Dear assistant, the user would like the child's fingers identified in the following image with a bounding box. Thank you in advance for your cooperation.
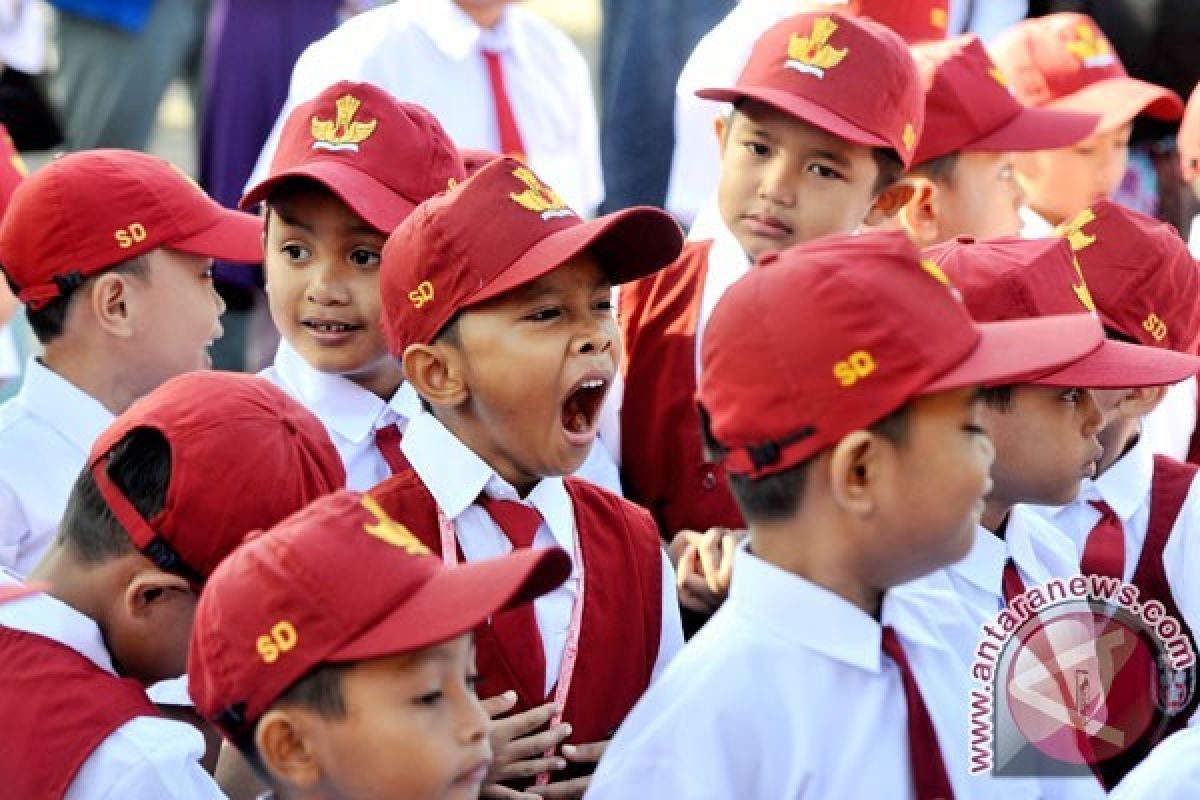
[716,531,738,588]
[562,740,608,763]
[480,690,519,718]
[677,572,721,613]
[491,701,560,742]
[529,775,591,799]
[491,754,568,782]
[480,783,541,800]
[505,723,572,761]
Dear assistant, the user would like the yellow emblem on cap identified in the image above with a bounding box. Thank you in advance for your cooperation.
[311,94,378,153]
[931,8,948,29]
[509,166,574,221]
[786,17,848,79]
[919,258,951,287]
[1144,313,1168,342]
[1066,23,1115,69]
[902,123,917,153]
[988,66,1010,88]
[361,495,431,557]
[1054,209,1098,312]
[834,350,876,387]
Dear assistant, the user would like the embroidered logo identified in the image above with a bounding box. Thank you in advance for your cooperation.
[1066,23,1115,69]
[509,167,575,220]
[408,280,435,309]
[785,17,849,79]
[902,123,917,154]
[257,621,299,664]
[361,495,430,556]
[931,8,948,30]
[311,94,378,152]
[114,222,148,249]
[920,258,952,287]
[1054,209,1098,312]
[1143,313,1168,342]
[834,350,876,387]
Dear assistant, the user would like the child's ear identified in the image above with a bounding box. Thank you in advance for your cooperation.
[256,710,322,789]
[124,569,192,619]
[90,273,136,338]
[403,342,468,408]
[863,179,916,227]
[1118,385,1169,419]
[713,113,729,154]
[827,430,886,516]
[896,177,941,247]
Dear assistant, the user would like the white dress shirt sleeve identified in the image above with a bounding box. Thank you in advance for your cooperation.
[1140,377,1197,463]
[652,550,685,682]
[1109,728,1200,799]
[66,716,225,800]
[0,479,29,571]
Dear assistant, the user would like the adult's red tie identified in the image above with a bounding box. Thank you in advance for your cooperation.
[881,626,956,800]
[374,423,406,475]
[482,49,527,161]
[478,495,546,696]
[1081,500,1125,579]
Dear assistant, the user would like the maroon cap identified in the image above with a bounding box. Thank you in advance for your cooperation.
[241,82,465,233]
[855,0,949,44]
[911,34,1099,165]
[0,150,263,311]
[380,157,682,354]
[86,372,345,585]
[698,231,1104,479]
[988,13,1183,133]
[927,236,1200,389]
[1054,201,1200,355]
[696,11,925,166]
[189,488,570,739]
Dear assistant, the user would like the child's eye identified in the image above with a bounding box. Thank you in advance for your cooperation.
[465,673,481,695]
[526,307,562,322]
[593,297,613,313]
[200,267,215,281]
[282,243,310,261]
[743,141,770,157]
[349,248,381,268]
[1061,388,1084,403]
[414,689,443,707]
[806,163,842,180]
[963,424,987,436]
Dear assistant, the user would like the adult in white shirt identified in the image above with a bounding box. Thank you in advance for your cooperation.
[251,0,604,214]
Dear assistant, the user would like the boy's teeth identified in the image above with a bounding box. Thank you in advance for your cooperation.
[580,379,604,390]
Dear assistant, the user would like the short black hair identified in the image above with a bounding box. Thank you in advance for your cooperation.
[870,148,906,195]
[261,176,343,242]
[58,427,171,564]
[13,255,150,345]
[699,403,911,523]
[979,386,1014,412]
[908,151,959,186]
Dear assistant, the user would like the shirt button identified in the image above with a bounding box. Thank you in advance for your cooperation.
[701,471,717,490]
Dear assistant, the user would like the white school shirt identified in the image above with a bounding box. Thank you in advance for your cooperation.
[587,544,1032,799]
[0,571,223,800]
[693,222,750,379]
[0,359,114,575]
[251,0,603,214]
[1109,726,1200,799]
[1139,377,1197,463]
[400,410,683,696]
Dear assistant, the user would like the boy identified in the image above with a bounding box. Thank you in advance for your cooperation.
[0,149,262,574]
[987,13,1184,237]
[1033,201,1200,785]
[245,80,466,491]
[899,33,1100,246]
[374,156,686,795]
[189,488,572,800]
[620,11,922,610]
[0,371,345,798]
[587,230,1105,798]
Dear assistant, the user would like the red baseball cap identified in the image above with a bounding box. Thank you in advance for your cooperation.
[911,34,1099,166]
[380,157,682,354]
[86,372,345,585]
[696,11,925,167]
[1054,201,1200,355]
[0,124,26,213]
[0,150,263,311]
[241,82,464,233]
[927,236,1200,389]
[697,230,1104,479]
[189,488,570,739]
[855,0,949,44]
[988,13,1183,133]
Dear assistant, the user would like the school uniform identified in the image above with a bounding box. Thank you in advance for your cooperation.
[1143,377,1197,463]
[252,0,603,214]
[588,543,1033,799]
[261,340,624,493]
[0,570,223,799]
[1109,726,1200,799]
[619,226,748,539]
[0,359,113,574]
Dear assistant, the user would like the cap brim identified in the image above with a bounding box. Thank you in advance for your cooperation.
[1029,339,1200,389]
[330,546,572,663]
[926,314,1103,393]
[170,208,265,264]
[696,85,894,153]
[968,106,1100,154]
[464,206,683,310]
[1046,78,1184,131]
[241,162,417,233]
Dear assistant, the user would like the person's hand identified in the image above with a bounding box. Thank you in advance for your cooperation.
[528,740,609,799]
[1179,84,1200,182]
[480,692,571,800]
[672,527,745,614]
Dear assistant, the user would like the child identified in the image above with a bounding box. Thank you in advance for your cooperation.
[189,488,572,800]
[987,13,1184,236]
[619,11,922,613]
[587,230,1105,798]
[372,156,685,795]
[0,371,344,798]
[0,149,262,575]
[899,33,1100,245]
[1032,201,1200,785]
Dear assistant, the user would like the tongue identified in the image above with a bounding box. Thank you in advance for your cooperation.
[562,393,589,434]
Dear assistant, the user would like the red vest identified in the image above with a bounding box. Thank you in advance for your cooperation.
[618,239,744,541]
[0,626,158,799]
[369,471,663,778]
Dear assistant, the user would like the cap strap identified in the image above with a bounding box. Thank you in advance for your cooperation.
[726,425,817,476]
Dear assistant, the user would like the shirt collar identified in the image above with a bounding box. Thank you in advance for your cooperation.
[1006,505,1060,585]
[1090,435,1153,523]
[950,525,1007,599]
[17,358,114,455]
[0,569,115,674]
[412,0,525,63]
[400,411,573,551]
[272,341,419,444]
[708,218,750,273]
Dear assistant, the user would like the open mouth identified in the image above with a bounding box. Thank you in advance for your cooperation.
[561,376,608,438]
[303,319,363,334]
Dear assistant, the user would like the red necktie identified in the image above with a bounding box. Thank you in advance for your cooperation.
[881,626,956,800]
[482,49,527,161]
[374,423,406,475]
[1081,500,1125,579]
[1002,558,1027,606]
[478,495,546,695]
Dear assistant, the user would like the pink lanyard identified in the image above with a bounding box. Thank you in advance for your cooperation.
[438,506,586,785]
